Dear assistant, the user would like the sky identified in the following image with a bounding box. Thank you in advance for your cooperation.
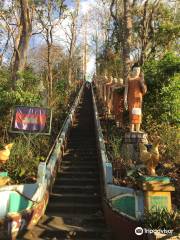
[67,0,96,78]
[1,0,97,76]
[79,0,96,78]
[29,0,96,79]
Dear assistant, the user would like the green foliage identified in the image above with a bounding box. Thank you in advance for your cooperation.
[110,135,122,159]
[0,68,11,90]
[0,67,75,182]
[56,79,68,97]
[156,22,180,49]
[160,74,180,124]
[142,207,180,231]
[143,52,180,125]
[106,125,122,160]
[97,50,123,77]
[0,90,40,110]
[0,68,41,112]
[2,135,49,182]
[20,67,41,92]
[143,118,180,163]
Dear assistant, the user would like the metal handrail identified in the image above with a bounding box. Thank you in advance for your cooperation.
[45,83,84,164]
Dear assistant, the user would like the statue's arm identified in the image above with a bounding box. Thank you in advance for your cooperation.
[124,82,128,110]
[139,72,147,95]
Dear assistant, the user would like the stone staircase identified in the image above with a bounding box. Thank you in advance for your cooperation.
[22,86,111,240]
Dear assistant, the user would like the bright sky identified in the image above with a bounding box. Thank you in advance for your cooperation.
[80,0,96,78]
[56,0,96,78]
[30,0,96,78]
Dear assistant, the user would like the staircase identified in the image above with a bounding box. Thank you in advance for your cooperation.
[22,86,111,240]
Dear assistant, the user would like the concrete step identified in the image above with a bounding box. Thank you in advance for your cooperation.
[52,185,100,194]
[47,202,101,214]
[55,177,98,185]
[50,193,100,203]
[67,142,96,147]
[60,165,98,172]
[29,226,110,240]
[63,155,98,161]
[61,161,98,167]
[20,88,111,240]
[58,171,99,178]
[64,153,98,158]
[67,147,97,152]
[62,158,98,164]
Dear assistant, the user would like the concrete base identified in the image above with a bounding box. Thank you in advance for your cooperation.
[124,132,148,144]
[121,143,139,162]
[121,132,148,162]
[139,176,175,212]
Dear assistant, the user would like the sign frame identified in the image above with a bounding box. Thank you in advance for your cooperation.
[9,105,52,136]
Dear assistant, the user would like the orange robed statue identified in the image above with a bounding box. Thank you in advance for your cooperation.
[127,65,147,132]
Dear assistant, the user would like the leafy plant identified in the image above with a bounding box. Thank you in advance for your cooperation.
[143,52,180,125]
[2,135,49,182]
[143,119,180,163]
[142,207,180,231]
[110,135,122,160]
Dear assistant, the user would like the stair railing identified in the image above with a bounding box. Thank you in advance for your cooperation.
[37,83,85,190]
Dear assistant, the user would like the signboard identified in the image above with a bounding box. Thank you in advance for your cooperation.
[10,106,52,135]
[149,196,168,210]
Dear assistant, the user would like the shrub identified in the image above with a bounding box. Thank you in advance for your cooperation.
[143,118,180,163]
[143,52,180,125]
[142,207,180,231]
[2,135,50,182]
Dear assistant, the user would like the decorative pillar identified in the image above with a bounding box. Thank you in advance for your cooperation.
[0,172,10,186]
[139,176,175,212]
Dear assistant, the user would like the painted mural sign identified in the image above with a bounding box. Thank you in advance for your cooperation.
[149,196,168,209]
[10,106,52,135]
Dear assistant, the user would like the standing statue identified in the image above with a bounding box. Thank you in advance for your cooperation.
[139,136,160,176]
[103,74,109,103]
[127,65,147,132]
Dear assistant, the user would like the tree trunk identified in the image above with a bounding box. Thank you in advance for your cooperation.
[83,14,88,81]
[68,0,80,86]
[11,30,22,72]
[95,31,99,75]
[123,0,132,109]
[140,0,148,65]
[68,41,73,86]
[47,42,53,102]
[12,0,32,89]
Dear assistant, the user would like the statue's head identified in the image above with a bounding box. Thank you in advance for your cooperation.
[104,74,108,82]
[117,78,123,85]
[113,78,118,84]
[110,76,113,81]
[131,63,141,77]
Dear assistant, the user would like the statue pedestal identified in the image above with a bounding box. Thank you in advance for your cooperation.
[139,176,175,212]
[121,132,148,161]
[124,132,148,144]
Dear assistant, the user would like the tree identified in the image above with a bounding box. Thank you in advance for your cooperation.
[0,1,22,69]
[143,52,180,124]
[66,0,80,86]
[122,0,132,109]
[110,0,132,108]
[35,0,67,103]
[132,0,180,65]
[89,0,115,76]
[11,0,34,88]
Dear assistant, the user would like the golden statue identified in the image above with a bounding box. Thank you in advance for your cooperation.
[139,137,160,176]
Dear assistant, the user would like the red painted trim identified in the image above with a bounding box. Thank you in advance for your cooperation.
[103,200,149,240]
[0,191,49,239]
